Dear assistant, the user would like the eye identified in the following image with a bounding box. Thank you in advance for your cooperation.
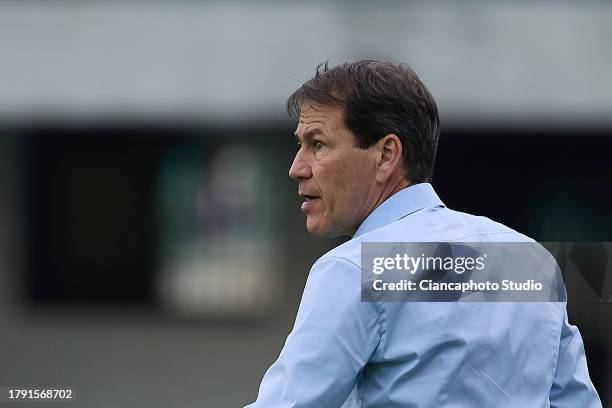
[313,141,325,151]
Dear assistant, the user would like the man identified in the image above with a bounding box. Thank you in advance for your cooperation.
[246,60,601,407]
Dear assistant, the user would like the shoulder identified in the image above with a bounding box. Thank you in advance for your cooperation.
[443,208,535,242]
[316,206,535,270]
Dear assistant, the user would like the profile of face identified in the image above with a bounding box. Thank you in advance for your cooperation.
[289,103,383,237]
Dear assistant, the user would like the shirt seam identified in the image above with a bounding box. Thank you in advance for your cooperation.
[316,255,387,379]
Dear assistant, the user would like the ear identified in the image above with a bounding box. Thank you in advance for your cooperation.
[375,134,404,183]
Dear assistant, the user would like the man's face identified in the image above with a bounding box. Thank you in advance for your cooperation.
[289,103,379,237]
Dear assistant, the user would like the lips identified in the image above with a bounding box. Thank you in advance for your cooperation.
[299,193,320,213]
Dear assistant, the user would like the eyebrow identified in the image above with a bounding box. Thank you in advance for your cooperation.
[294,128,324,143]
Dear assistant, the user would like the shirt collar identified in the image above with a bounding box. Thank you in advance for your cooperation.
[353,182,445,238]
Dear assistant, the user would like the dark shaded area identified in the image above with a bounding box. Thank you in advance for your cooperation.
[25,129,179,304]
[23,125,297,305]
[568,242,609,299]
[434,128,612,242]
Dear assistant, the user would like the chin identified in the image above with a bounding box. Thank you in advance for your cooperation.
[306,219,348,238]
[306,218,331,237]
[306,223,328,237]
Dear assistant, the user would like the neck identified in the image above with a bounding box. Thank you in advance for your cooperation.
[372,177,412,210]
[347,177,413,237]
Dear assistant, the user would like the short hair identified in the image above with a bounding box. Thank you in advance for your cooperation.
[287,60,440,182]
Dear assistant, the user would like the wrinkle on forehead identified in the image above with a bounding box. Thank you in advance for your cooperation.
[295,105,329,137]
[295,118,324,136]
[297,103,343,129]
[299,104,327,121]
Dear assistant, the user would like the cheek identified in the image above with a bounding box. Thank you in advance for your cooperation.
[317,151,375,210]
[334,158,374,206]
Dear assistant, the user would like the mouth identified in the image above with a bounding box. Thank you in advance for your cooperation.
[299,193,320,212]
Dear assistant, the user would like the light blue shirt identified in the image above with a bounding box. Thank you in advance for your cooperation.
[246,183,601,407]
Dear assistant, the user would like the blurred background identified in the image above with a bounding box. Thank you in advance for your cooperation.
[0,1,611,407]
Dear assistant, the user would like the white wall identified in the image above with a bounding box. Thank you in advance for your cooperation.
[0,2,610,126]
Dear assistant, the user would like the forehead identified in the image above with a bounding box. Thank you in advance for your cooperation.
[295,103,345,135]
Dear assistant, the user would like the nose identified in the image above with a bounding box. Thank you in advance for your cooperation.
[289,148,312,181]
